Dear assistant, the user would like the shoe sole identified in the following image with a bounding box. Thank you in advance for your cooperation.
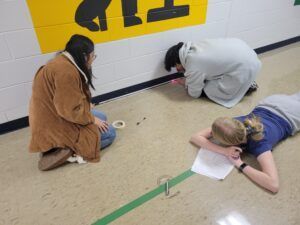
[38,148,73,171]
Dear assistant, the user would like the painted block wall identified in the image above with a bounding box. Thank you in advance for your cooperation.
[0,0,299,124]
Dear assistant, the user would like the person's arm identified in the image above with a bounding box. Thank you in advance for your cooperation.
[53,71,94,125]
[185,71,205,98]
[228,151,279,193]
[190,128,242,158]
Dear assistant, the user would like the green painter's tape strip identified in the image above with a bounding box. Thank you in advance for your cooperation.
[92,169,195,225]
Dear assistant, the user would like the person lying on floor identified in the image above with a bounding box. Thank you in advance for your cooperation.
[29,34,116,171]
[190,92,300,193]
[165,38,261,108]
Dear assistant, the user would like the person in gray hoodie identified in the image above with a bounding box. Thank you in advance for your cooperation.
[165,38,261,108]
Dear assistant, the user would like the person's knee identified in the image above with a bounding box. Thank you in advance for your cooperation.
[100,126,116,150]
[109,125,116,141]
[102,114,108,121]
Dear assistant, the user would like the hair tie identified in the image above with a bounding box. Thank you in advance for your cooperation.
[246,125,260,136]
[246,126,254,136]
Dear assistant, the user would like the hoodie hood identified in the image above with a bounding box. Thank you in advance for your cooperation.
[179,41,192,68]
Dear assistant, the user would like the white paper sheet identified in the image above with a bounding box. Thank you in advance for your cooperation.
[191,148,234,180]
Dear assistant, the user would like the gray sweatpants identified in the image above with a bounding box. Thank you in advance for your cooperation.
[256,92,300,135]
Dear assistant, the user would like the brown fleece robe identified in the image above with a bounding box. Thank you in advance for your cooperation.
[29,54,100,162]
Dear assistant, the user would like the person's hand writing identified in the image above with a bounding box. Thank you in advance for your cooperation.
[225,146,242,159]
[227,155,244,167]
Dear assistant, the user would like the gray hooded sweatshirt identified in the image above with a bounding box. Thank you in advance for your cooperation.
[179,38,261,108]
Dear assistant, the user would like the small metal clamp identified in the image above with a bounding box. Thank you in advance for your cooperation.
[157,175,180,199]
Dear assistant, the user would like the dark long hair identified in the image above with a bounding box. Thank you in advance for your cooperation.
[164,42,184,71]
[65,34,95,89]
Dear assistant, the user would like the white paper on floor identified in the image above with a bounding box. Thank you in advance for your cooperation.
[191,148,234,180]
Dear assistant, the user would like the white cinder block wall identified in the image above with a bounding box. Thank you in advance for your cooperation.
[0,0,299,124]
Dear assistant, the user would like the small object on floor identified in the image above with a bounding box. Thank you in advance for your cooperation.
[165,181,169,196]
[157,175,172,197]
[157,175,180,199]
[67,155,87,164]
[136,117,146,126]
[112,120,126,129]
[38,148,73,171]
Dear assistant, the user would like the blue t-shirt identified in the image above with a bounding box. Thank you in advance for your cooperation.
[235,107,292,157]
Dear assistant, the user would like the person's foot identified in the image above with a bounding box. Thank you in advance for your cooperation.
[246,81,258,95]
[38,148,73,171]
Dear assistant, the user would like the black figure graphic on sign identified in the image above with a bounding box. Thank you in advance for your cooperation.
[75,0,112,31]
[75,0,142,32]
[147,0,189,23]
[121,0,142,27]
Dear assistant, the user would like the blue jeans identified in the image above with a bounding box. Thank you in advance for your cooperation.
[91,109,116,149]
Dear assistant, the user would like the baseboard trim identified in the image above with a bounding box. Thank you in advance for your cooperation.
[0,117,30,134]
[92,73,183,104]
[254,36,300,54]
[1,36,299,134]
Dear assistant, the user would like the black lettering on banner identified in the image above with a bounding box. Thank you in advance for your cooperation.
[75,0,112,31]
[75,0,190,32]
[147,0,189,23]
[121,0,142,27]
[75,0,142,31]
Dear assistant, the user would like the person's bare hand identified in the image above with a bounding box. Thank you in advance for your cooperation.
[225,146,242,159]
[94,117,109,133]
[227,155,243,167]
[171,78,186,86]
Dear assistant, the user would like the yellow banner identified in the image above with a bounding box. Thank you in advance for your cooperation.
[26,0,207,53]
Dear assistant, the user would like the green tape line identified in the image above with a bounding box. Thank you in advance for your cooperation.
[92,169,195,225]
